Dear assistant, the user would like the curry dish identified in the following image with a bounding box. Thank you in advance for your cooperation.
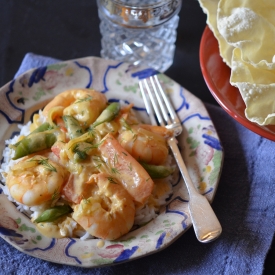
[1,88,175,240]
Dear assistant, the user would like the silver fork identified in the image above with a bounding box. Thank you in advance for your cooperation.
[139,75,222,243]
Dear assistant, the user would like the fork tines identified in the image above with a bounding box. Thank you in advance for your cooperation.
[139,74,181,134]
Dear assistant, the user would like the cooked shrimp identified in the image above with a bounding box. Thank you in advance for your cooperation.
[43,89,108,126]
[118,125,170,165]
[6,155,68,206]
[99,133,154,205]
[72,172,135,240]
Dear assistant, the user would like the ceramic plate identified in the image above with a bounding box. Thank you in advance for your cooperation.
[0,56,223,267]
[199,26,275,141]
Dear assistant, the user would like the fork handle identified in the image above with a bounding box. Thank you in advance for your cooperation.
[168,137,222,243]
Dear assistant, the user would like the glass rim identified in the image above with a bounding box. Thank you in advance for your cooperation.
[97,0,182,28]
[107,0,180,9]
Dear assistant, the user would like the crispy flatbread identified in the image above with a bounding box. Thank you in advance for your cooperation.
[199,0,275,125]
[198,0,234,67]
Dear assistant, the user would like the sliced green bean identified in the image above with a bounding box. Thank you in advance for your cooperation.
[34,205,72,223]
[90,102,120,129]
[63,115,83,140]
[140,162,175,179]
[30,122,53,134]
[12,132,57,160]
[12,122,53,148]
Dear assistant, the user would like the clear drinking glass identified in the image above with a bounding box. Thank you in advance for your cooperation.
[97,0,182,72]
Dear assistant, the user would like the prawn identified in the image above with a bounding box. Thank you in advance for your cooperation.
[72,172,135,240]
[42,89,108,126]
[99,133,154,205]
[6,154,68,206]
[118,125,171,165]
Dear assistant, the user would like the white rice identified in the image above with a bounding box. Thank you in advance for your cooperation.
[60,220,77,237]
[134,204,158,225]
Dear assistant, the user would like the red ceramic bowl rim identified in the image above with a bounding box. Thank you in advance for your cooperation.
[199,25,275,141]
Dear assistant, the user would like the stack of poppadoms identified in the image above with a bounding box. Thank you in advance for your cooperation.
[198,0,275,126]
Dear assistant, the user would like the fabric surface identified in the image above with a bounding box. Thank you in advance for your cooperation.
[1,53,275,275]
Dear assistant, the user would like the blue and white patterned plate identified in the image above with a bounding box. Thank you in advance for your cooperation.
[0,56,223,267]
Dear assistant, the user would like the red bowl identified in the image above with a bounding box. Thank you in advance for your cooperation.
[199,25,275,141]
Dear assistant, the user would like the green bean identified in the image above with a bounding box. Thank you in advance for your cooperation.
[30,122,53,134]
[63,115,83,140]
[12,122,53,148]
[90,102,120,129]
[140,162,175,179]
[34,205,72,223]
[12,132,57,160]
